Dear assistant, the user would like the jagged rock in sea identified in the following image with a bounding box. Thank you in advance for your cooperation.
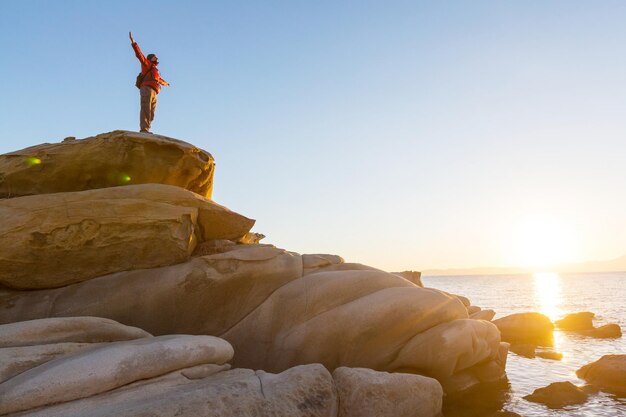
[492,312,554,344]
[0,183,254,289]
[523,381,588,408]
[0,131,507,415]
[0,131,215,198]
[577,354,626,395]
[0,317,444,417]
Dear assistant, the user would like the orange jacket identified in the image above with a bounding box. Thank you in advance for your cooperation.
[132,42,167,93]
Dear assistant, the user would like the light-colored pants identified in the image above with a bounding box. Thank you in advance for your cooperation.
[140,86,157,132]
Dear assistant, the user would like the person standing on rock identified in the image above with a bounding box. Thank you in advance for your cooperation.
[129,32,170,133]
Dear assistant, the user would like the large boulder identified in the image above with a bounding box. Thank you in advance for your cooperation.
[0,248,504,393]
[0,335,234,415]
[492,312,554,344]
[333,367,442,417]
[0,245,302,336]
[555,312,594,330]
[222,269,472,373]
[576,355,626,395]
[0,130,215,198]
[0,184,254,290]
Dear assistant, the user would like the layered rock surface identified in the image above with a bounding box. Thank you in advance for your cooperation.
[0,130,215,198]
[0,183,254,289]
[0,318,444,417]
[0,131,507,415]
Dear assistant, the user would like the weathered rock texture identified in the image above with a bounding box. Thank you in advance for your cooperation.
[333,367,442,417]
[576,354,626,395]
[0,335,234,415]
[0,184,254,289]
[0,318,445,417]
[0,244,505,394]
[0,316,151,347]
[523,381,588,408]
[492,312,554,344]
[0,130,215,198]
[13,365,338,417]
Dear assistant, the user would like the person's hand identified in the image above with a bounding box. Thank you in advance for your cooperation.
[129,32,135,44]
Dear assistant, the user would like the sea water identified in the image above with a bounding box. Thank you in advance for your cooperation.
[422,271,626,417]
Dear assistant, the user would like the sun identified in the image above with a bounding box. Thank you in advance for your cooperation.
[507,215,579,268]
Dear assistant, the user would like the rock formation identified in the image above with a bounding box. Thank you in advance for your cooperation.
[555,312,622,339]
[523,381,588,408]
[0,131,508,415]
[0,317,445,417]
[492,312,554,344]
[0,130,215,198]
[576,355,626,395]
[0,183,254,289]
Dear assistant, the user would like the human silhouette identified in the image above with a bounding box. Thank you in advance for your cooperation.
[129,32,170,133]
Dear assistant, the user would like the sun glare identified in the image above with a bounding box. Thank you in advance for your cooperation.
[533,272,564,322]
[507,215,578,268]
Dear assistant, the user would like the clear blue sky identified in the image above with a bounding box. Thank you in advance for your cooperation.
[1,1,625,270]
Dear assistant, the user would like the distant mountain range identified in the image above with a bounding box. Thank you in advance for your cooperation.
[422,254,626,276]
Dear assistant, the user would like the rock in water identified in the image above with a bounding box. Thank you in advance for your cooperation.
[0,184,254,289]
[523,381,588,408]
[555,312,595,330]
[0,130,215,198]
[577,355,626,395]
[577,323,622,339]
[333,367,443,417]
[492,312,554,344]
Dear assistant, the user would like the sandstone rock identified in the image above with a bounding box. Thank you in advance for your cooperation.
[536,351,563,361]
[470,309,496,321]
[0,317,151,347]
[577,323,622,338]
[0,342,100,384]
[523,381,588,408]
[16,364,336,417]
[555,312,594,330]
[222,269,473,374]
[192,239,237,256]
[0,184,254,290]
[0,335,234,415]
[492,312,554,344]
[333,367,442,417]
[576,354,626,395]
[509,343,535,358]
[0,245,303,337]
[467,305,481,315]
[389,319,502,380]
[0,130,215,198]
[303,262,382,275]
[302,253,345,273]
[238,232,266,244]
[392,271,423,287]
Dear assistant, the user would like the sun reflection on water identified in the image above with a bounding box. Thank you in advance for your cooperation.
[533,272,564,322]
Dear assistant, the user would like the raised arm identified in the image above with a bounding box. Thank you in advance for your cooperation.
[129,31,148,66]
